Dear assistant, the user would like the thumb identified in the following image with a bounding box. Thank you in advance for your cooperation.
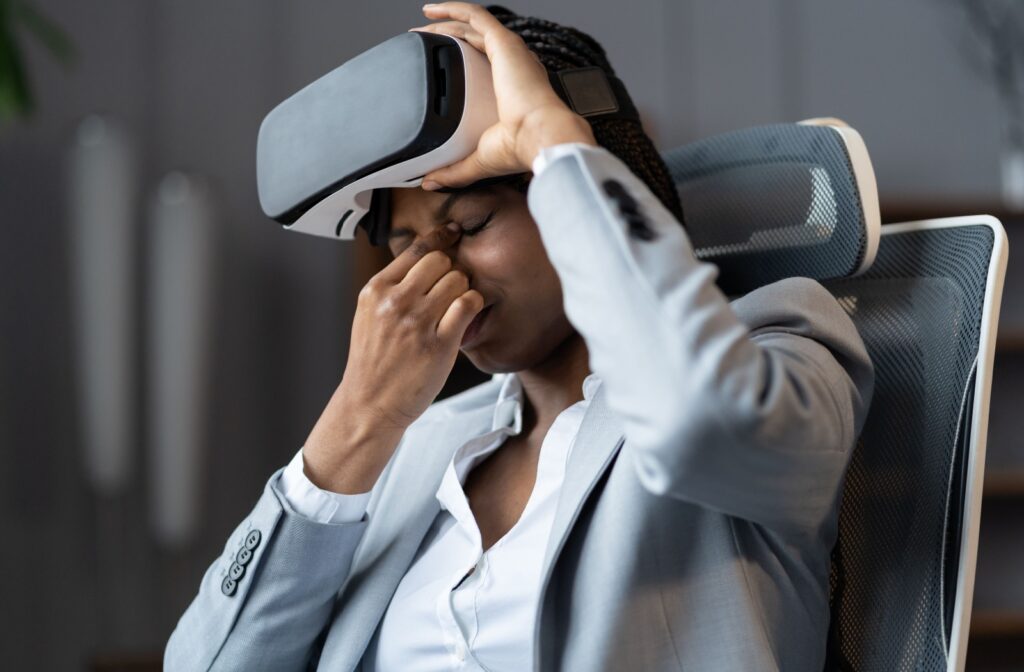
[437,289,485,344]
[422,151,490,191]
[422,126,521,190]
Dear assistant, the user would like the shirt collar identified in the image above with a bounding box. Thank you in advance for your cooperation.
[491,372,524,434]
[436,371,603,517]
[490,370,602,431]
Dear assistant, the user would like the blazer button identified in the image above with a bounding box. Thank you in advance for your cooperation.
[602,179,658,241]
[601,178,638,211]
[626,214,658,241]
[229,561,246,581]
[221,576,238,596]
[244,529,262,551]
[236,546,253,566]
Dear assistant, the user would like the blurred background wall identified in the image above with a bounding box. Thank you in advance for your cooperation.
[1,0,1022,669]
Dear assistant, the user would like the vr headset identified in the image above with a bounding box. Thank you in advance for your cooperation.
[256,30,880,296]
[256,31,640,246]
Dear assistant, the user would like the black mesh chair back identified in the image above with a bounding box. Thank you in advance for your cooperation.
[664,126,1007,670]
[820,217,1006,672]
[661,123,880,295]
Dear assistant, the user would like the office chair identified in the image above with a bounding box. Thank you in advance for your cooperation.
[662,124,1008,672]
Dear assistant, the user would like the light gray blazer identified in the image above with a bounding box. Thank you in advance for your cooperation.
[165,143,874,671]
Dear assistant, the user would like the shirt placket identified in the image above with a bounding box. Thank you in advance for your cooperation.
[431,375,524,670]
[434,428,509,670]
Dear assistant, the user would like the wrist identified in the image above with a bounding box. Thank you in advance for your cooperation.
[302,419,401,494]
[516,109,596,168]
[302,390,407,494]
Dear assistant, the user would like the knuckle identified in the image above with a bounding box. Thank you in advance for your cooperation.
[374,294,402,318]
[499,31,525,48]
[359,279,382,303]
[390,283,414,304]
[408,240,432,258]
[426,249,452,267]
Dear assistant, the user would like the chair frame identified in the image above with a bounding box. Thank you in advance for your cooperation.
[875,215,1007,671]
[822,123,881,275]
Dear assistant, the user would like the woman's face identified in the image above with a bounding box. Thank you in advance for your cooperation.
[386,183,575,374]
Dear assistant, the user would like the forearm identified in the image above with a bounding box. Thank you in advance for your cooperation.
[302,383,408,494]
[164,470,369,671]
[525,143,874,536]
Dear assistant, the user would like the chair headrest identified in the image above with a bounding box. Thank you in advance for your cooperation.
[661,123,880,295]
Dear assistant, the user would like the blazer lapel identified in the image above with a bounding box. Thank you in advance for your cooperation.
[317,401,497,669]
[317,379,626,670]
[539,382,625,592]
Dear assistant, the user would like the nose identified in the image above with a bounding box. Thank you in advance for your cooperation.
[444,238,474,284]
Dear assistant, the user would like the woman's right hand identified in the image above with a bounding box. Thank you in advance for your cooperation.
[301,221,485,493]
[340,221,485,427]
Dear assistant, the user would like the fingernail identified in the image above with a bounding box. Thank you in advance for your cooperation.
[422,180,441,191]
[445,221,460,233]
[423,3,436,7]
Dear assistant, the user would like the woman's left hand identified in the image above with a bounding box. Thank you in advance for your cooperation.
[409,2,597,190]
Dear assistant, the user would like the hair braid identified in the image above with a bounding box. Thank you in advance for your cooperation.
[486,5,685,226]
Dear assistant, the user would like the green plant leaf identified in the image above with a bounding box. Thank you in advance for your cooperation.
[0,21,33,121]
[12,0,74,65]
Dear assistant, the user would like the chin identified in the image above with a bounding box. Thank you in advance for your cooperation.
[461,323,576,376]
[459,346,517,376]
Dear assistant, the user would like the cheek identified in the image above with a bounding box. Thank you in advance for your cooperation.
[465,222,544,279]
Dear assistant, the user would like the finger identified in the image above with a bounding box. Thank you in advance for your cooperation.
[378,222,462,283]
[400,249,457,295]
[423,149,491,190]
[424,268,470,318]
[408,22,485,52]
[422,4,523,64]
[423,127,519,189]
[424,4,555,110]
[437,288,485,344]
[422,3,506,36]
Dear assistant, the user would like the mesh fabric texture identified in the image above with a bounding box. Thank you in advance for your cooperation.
[820,224,994,671]
[662,124,869,295]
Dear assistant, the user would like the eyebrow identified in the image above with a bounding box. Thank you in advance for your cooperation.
[387,189,481,241]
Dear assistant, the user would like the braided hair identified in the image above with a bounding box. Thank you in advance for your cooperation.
[487,4,685,225]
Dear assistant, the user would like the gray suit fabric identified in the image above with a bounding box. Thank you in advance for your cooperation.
[165,143,874,671]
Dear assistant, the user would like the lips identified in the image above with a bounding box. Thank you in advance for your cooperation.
[461,303,495,347]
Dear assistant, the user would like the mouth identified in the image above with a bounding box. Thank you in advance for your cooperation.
[461,303,495,348]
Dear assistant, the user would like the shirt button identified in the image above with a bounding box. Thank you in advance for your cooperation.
[454,642,466,662]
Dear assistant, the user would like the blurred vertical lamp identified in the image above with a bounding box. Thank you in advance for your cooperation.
[68,115,138,495]
[147,172,216,548]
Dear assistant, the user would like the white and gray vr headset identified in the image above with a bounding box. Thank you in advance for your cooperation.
[256,30,641,246]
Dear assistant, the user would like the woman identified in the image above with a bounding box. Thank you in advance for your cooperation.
[165,3,874,670]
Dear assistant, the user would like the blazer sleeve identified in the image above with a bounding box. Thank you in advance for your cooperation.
[526,142,875,539]
[163,468,369,671]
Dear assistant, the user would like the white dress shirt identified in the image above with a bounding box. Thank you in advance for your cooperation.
[281,370,601,671]
[277,142,602,670]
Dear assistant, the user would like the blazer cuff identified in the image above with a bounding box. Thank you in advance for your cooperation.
[532,142,598,177]
[278,448,371,524]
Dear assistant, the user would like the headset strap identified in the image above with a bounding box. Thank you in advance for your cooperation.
[547,66,641,123]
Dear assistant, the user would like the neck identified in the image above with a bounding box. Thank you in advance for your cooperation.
[514,331,591,440]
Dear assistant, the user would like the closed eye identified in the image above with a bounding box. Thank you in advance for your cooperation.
[461,210,496,237]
